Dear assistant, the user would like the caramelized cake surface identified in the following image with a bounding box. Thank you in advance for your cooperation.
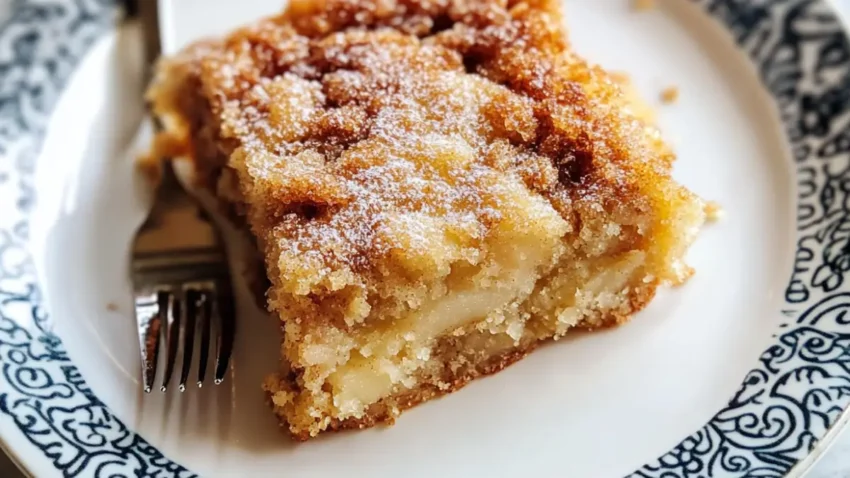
[146,0,705,440]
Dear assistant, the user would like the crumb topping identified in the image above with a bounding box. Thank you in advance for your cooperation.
[632,0,655,12]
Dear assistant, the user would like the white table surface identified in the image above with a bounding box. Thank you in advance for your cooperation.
[2,0,850,476]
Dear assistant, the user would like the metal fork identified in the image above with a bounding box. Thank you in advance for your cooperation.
[131,162,236,393]
[128,0,234,393]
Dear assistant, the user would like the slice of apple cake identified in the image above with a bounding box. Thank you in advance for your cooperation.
[145,0,705,440]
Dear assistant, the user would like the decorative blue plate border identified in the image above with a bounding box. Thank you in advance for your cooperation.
[0,1,194,477]
[1,0,850,476]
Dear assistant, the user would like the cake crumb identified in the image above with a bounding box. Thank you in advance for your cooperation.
[610,71,631,85]
[704,201,724,221]
[660,86,680,104]
[106,302,119,312]
[632,0,655,11]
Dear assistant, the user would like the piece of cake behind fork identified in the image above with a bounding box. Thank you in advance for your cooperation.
[145,0,706,440]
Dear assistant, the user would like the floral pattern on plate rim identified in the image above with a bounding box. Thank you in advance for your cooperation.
[1,0,850,476]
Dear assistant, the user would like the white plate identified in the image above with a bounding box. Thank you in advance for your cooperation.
[1,0,849,477]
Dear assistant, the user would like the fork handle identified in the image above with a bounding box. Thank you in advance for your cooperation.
[138,0,162,82]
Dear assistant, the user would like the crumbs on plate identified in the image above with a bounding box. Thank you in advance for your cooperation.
[632,0,655,11]
[704,201,724,222]
[660,86,679,104]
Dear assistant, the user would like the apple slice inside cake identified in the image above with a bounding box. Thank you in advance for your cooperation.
[145,0,705,440]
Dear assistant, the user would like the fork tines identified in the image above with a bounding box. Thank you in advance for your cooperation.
[135,276,234,393]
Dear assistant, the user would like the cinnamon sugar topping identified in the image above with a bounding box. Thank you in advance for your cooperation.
[152,0,679,291]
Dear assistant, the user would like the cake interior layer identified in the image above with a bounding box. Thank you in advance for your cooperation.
[266,246,657,439]
[333,250,649,409]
